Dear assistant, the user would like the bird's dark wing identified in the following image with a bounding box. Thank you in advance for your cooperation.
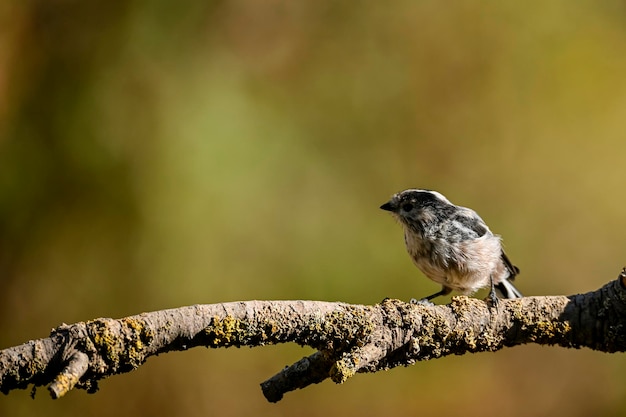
[451,210,489,240]
[500,250,520,279]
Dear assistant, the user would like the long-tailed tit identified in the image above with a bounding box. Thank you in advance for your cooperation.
[380,189,521,303]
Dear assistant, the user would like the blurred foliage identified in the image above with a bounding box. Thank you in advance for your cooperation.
[1,0,626,416]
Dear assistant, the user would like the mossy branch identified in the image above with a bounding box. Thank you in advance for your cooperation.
[2,269,626,402]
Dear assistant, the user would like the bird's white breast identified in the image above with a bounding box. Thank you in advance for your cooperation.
[404,231,506,295]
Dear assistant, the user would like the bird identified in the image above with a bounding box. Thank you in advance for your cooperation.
[380,189,521,304]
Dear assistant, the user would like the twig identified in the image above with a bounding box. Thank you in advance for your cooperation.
[2,269,625,402]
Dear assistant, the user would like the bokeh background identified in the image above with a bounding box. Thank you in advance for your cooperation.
[1,0,626,416]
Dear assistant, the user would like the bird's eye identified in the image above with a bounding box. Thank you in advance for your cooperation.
[401,203,413,212]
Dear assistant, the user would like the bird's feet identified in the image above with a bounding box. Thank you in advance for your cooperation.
[485,290,500,309]
[410,298,435,306]
[486,275,500,309]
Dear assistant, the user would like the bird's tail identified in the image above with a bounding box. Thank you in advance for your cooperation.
[495,279,523,299]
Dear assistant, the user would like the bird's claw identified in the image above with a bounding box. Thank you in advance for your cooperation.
[485,289,500,309]
[410,298,435,306]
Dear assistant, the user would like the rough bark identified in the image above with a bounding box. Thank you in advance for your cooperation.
[1,269,626,403]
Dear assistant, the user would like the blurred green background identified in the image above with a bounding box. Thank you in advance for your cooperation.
[1,0,626,416]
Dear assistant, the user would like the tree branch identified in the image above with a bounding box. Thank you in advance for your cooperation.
[2,269,626,402]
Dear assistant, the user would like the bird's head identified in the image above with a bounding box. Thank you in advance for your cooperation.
[380,189,454,231]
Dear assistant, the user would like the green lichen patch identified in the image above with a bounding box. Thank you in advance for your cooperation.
[120,318,153,368]
[50,372,74,399]
[414,311,452,359]
[329,358,357,384]
[301,307,376,351]
[86,317,153,373]
[203,315,249,347]
[27,341,48,378]
[524,320,572,344]
[447,296,485,351]
[88,319,122,370]
[449,295,478,312]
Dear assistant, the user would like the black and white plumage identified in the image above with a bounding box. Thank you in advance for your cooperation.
[380,189,521,302]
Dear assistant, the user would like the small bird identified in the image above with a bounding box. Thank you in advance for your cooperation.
[380,189,521,303]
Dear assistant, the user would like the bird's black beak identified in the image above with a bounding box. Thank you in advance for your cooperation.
[380,201,395,212]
